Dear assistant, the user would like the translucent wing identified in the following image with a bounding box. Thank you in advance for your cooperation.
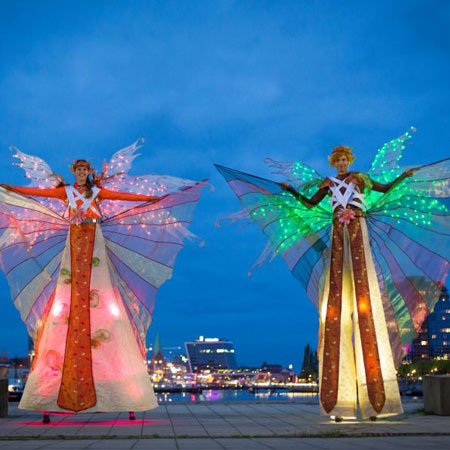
[103,138,145,178]
[0,187,68,342]
[216,164,332,308]
[368,127,416,181]
[100,180,207,355]
[11,147,56,187]
[366,155,450,364]
[100,139,200,219]
[10,147,67,215]
[264,157,324,189]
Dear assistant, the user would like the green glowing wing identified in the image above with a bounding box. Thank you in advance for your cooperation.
[364,129,450,363]
[216,164,333,308]
[264,157,324,189]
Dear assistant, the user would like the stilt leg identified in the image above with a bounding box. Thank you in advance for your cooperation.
[129,411,135,421]
[43,413,50,424]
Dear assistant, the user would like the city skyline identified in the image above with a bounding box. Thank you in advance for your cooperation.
[0,1,449,367]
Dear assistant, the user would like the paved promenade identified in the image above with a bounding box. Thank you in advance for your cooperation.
[0,400,449,449]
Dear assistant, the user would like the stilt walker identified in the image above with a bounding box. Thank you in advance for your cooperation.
[0,139,206,422]
[216,128,450,420]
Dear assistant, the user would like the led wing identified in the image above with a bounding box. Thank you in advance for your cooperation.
[100,180,207,356]
[364,130,450,364]
[215,164,332,309]
[10,147,66,215]
[0,187,68,342]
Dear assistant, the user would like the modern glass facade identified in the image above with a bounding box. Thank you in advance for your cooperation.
[411,286,450,360]
[185,337,237,372]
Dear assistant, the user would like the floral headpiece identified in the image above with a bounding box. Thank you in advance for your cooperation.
[328,146,355,167]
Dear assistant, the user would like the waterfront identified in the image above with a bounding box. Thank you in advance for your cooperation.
[155,389,422,407]
[156,389,319,404]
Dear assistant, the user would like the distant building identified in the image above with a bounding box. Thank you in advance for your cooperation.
[261,362,283,374]
[185,337,237,372]
[411,286,450,361]
[150,331,164,371]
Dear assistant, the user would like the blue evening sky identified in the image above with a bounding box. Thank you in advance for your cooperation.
[0,0,448,369]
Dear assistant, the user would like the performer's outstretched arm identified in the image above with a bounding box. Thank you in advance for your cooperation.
[370,168,416,193]
[0,184,67,199]
[98,188,161,202]
[280,182,328,209]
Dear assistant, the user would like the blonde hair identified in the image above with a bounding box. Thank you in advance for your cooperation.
[328,146,355,167]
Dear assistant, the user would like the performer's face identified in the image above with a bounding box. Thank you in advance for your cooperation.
[335,155,349,175]
[75,165,89,185]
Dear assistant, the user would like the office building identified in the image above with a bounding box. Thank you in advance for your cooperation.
[185,336,237,372]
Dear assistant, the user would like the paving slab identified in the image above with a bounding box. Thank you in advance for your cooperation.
[0,399,450,450]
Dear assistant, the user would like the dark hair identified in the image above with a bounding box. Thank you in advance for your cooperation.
[84,177,94,198]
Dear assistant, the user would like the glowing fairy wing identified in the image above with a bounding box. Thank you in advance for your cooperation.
[102,137,198,187]
[11,147,55,187]
[100,139,201,218]
[264,157,324,190]
[0,187,68,341]
[99,174,201,220]
[366,157,450,364]
[368,127,416,178]
[103,138,145,178]
[100,180,207,355]
[10,147,67,215]
[356,127,417,212]
[216,164,332,309]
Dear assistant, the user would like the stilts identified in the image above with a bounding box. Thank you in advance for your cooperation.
[42,413,50,424]
[129,411,135,421]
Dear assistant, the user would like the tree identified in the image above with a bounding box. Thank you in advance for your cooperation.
[300,344,318,379]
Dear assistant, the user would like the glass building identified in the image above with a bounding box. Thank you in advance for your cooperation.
[411,286,450,360]
[185,337,237,372]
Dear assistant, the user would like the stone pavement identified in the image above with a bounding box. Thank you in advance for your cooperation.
[0,400,449,449]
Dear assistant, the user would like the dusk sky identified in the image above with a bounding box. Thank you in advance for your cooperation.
[0,0,449,370]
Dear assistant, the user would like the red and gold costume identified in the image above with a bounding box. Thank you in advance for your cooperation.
[315,173,402,418]
[0,143,206,414]
[217,129,450,419]
[9,183,159,412]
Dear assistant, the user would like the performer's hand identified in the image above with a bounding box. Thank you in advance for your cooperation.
[403,168,418,178]
[149,194,169,203]
[319,178,333,189]
[279,182,292,191]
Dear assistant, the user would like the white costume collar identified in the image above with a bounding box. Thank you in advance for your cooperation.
[65,185,100,215]
[329,176,367,211]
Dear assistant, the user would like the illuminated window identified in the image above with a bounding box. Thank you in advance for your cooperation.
[421,340,428,345]
[431,335,437,339]
[441,328,450,333]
